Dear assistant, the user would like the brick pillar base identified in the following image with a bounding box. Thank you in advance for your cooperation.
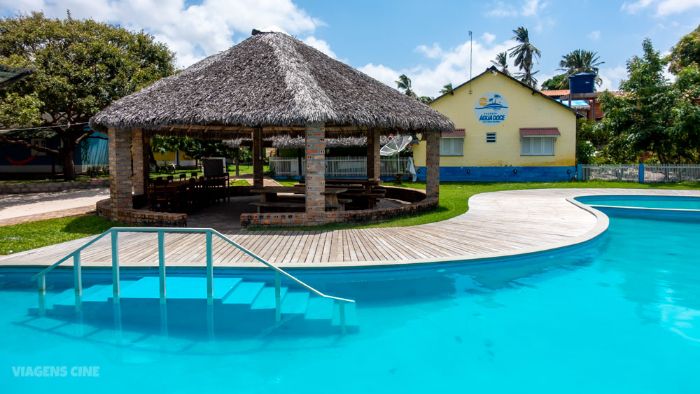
[426,131,440,200]
[108,128,133,220]
[253,128,264,188]
[367,129,380,181]
[305,124,326,223]
[131,128,145,195]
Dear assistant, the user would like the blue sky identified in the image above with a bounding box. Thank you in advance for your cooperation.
[1,0,699,96]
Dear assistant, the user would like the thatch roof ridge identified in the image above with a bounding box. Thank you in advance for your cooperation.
[91,32,453,132]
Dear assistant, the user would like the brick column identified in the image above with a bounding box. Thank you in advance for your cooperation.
[425,131,440,201]
[305,123,326,223]
[131,128,145,195]
[367,129,381,181]
[252,128,264,188]
[108,128,133,220]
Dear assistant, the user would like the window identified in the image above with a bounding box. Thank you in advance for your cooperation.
[440,137,464,156]
[521,137,556,156]
[485,132,497,143]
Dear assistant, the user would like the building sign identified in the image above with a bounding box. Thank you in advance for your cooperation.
[474,92,509,125]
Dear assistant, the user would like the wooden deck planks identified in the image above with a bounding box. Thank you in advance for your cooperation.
[4,188,699,267]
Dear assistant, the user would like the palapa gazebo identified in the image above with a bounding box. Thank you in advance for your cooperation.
[91,30,453,226]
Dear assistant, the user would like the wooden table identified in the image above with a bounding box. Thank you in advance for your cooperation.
[250,186,348,212]
[294,179,385,209]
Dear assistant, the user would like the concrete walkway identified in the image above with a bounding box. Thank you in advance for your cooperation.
[1,188,698,267]
[0,188,110,226]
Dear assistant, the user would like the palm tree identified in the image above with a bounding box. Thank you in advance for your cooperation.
[491,52,510,75]
[418,96,433,104]
[509,26,541,88]
[440,83,454,95]
[559,49,604,85]
[396,74,416,97]
[515,70,539,88]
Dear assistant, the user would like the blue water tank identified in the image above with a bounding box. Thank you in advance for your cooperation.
[569,72,596,94]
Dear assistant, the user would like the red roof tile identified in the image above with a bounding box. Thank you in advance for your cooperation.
[541,90,570,96]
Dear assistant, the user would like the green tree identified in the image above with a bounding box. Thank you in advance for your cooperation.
[541,74,569,90]
[598,39,676,163]
[576,119,600,164]
[395,74,416,97]
[151,135,238,166]
[491,51,510,75]
[0,12,175,180]
[668,64,700,161]
[666,24,700,75]
[559,49,604,86]
[509,26,541,88]
[418,96,433,104]
[440,83,454,95]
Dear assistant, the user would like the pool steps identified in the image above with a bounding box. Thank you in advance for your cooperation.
[45,276,358,330]
[32,227,357,334]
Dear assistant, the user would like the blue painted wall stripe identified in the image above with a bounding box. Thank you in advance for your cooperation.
[415,166,577,182]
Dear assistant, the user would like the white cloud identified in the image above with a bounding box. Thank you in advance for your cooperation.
[521,0,545,16]
[415,43,444,59]
[621,0,654,13]
[485,0,552,32]
[303,36,336,58]
[481,32,496,44]
[0,0,322,68]
[621,0,700,15]
[598,65,628,91]
[359,63,403,88]
[486,0,546,17]
[533,16,556,32]
[656,0,700,15]
[588,30,601,40]
[486,1,518,17]
[360,37,519,98]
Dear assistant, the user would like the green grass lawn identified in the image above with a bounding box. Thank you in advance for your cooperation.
[2,180,699,254]
[0,215,125,255]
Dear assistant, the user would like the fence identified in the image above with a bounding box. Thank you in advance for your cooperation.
[578,164,700,183]
[269,156,410,178]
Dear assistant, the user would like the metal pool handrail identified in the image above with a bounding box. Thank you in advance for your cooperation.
[31,227,354,326]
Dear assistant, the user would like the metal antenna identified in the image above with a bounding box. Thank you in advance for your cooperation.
[469,31,473,94]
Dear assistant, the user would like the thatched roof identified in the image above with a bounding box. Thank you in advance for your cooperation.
[91,31,454,133]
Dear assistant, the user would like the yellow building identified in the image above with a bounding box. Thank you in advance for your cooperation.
[153,150,197,167]
[413,67,577,181]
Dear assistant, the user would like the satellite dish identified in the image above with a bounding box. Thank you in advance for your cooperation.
[380,135,413,156]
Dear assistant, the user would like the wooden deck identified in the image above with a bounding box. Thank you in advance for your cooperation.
[2,188,699,268]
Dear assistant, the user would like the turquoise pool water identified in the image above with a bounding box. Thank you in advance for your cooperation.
[1,197,700,393]
[576,195,700,210]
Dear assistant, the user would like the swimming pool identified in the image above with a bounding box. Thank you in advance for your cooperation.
[1,195,699,393]
[576,194,700,210]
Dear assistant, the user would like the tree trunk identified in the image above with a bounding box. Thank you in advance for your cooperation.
[60,136,77,181]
